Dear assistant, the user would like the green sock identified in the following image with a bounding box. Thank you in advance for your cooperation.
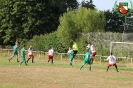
[80,65,84,70]
[89,65,91,71]
[9,58,12,60]
[20,61,23,65]
[70,62,72,66]
[25,61,27,65]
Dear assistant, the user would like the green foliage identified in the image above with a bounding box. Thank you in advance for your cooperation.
[0,0,78,45]
[57,7,105,47]
[104,10,125,32]
[81,0,95,9]
[26,32,65,53]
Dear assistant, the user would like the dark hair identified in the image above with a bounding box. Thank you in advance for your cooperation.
[110,52,112,55]
[88,42,92,45]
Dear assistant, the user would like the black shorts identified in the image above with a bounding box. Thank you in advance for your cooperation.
[73,50,77,55]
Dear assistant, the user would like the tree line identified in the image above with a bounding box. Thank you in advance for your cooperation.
[0,0,126,49]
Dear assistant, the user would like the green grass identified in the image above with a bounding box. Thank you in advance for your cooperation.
[0,55,133,88]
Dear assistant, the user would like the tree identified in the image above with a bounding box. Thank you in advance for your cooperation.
[104,10,125,32]
[57,7,105,47]
[81,0,95,9]
[0,0,78,45]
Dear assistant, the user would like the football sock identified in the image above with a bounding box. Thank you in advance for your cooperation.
[106,66,109,72]
[89,65,91,71]
[115,65,119,72]
[25,61,28,65]
[9,58,12,60]
[80,65,84,70]
[27,58,30,62]
[32,58,34,63]
[20,61,23,65]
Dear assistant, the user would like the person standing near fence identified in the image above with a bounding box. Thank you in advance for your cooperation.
[67,47,74,67]
[88,42,96,64]
[106,52,119,72]
[8,41,19,63]
[20,45,28,66]
[72,41,78,59]
[26,44,34,63]
[79,46,92,71]
[48,47,54,64]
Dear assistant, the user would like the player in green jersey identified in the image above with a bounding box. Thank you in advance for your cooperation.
[8,41,19,62]
[67,47,74,67]
[20,45,28,66]
[79,46,92,71]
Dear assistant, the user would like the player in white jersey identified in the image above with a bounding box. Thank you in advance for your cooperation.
[48,47,54,64]
[88,42,96,64]
[106,52,119,72]
[27,44,34,63]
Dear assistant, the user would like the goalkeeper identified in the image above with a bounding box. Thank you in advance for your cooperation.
[79,46,92,71]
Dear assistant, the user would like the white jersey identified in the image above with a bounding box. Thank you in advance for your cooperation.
[90,45,96,52]
[107,55,116,65]
[48,49,54,56]
[28,48,33,55]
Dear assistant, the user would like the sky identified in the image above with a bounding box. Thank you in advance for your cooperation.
[77,0,132,11]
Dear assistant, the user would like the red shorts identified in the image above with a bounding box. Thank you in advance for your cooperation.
[28,54,34,58]
[91,52,96,57]
[108,63,117,66]
[48,55,53,59]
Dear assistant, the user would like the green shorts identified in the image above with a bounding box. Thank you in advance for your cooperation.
[84,59,91,64]
[13,51,18,55]
[69,57,73,61]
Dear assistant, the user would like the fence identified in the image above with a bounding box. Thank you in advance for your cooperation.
[0,48,133,67]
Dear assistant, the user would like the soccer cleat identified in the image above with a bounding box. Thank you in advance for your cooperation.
[8,59,10,62]
[17,61,19,63]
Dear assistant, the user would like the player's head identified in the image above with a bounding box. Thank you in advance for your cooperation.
[88,42,92,45]
[30,44,32,48]
[51,47,54,50]
[110,52,112,55]
[68,47,71,50]
[23,45,26,48]
[15,41,18,45]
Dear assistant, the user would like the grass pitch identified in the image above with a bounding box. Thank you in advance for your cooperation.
[0,56,133,88]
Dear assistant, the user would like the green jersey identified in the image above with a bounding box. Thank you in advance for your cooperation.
[84,49,91,64]
[13,45,18,54]
[21,48,25,59]
[68,49,74,60]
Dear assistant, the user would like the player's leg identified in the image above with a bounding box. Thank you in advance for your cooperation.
[88,64,91,71]
[79,63,85,71]
[90,52,96,64]
[48,55,50,62]
[32,55,34,63]
[106,64,110,72]
[69,60,73,67]
[16,54,19,62]
[8,54,15,62]
[24,58,28,66]
[114,64,119,72]
[51,59,53,64]
[27,55,30,63]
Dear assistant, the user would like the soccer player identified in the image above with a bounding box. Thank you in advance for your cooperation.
[79,46,92,71]
[27,44,34,63]
[106,52,119,72]
[8,41,19,62]
[72,41,78,59]
[20,45,28,66]
[88,42,96,64]
[67,47,74,67]
[48,47,54,64]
